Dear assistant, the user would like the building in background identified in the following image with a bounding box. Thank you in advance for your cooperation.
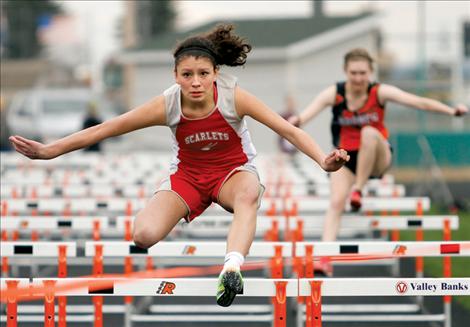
[118,0,380,152]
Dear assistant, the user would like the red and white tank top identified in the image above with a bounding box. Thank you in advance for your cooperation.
[163,72,257,173]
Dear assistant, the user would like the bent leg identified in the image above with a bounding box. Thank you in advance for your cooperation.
[217,171,261,256]
[322,167,355,241]
[354,126,392,190]
[133,191,189,249]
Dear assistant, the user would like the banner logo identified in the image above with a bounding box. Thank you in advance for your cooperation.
[393,245,407,255]
[157,281,176,294]
[396,281,408,294]
[182,245,196,255]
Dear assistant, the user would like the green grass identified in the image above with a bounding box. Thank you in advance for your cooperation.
[399,208,470,310]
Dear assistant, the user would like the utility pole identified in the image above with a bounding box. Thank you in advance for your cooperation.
[416,1,427,132]
[451,21,467,131]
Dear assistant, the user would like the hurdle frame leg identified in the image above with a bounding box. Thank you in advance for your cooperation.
[274,281,287,327]
[93,244,104,327]
[309,280,322,327]
[6,280,19,327]
[443,219,452,327]
[303,245,314,327]
[44,280,56,327]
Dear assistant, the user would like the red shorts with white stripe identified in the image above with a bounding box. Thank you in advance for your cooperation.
[157,164,263,222]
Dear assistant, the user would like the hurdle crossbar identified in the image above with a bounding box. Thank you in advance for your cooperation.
[1,242,77,257]
[83,241,469,258]
[1,196,430,215]
[117,215,458,231]
[2,278,469,297]
[0,217,109,230]
[295,241,470,257]
[85,241,293,258]
[0,183,406,198]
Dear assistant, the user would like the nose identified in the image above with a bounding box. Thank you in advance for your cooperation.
[352,75,363,84]
[192,75,201,87]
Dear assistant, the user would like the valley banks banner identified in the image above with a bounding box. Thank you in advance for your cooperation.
[395,280,469,295]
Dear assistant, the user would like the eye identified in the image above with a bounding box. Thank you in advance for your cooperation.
[182,72,191,78]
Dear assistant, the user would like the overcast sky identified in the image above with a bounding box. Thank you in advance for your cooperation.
[62,0,469,68]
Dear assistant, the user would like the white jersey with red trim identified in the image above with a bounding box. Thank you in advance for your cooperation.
[163,72,257,174]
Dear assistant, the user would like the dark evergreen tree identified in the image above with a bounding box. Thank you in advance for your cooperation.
[136,0,175,42]
[2,0,62,58]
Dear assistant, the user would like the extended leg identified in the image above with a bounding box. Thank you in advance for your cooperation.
[215,171,261,306]
[218,171,261,256]
[322,168,355,242]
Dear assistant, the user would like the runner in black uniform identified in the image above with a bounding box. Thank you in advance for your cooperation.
[290,48,467,276]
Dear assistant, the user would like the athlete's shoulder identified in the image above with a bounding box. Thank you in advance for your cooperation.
[163,83,180,97]
[216,71,238,89]
[369,81,381,90]
[332,82,345,106]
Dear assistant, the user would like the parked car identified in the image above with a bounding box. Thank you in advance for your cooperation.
[6,88,118,142]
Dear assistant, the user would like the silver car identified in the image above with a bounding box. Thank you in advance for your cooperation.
[7,88,117,142]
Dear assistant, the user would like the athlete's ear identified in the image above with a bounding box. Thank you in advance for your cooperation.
[214,66,219,79]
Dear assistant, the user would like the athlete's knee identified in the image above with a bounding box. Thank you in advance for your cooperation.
[132,221,163,249]
[233,185,259,207]
[360,126,380,146]
[133,229,160,249]
[330,196,347,212]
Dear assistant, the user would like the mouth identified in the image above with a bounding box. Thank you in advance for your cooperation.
[190,91,204,97]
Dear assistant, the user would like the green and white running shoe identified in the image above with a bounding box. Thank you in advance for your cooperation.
[216,270,244,307]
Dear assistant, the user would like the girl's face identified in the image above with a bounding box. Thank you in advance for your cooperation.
[344,59,372,93]
[175,56,218,104]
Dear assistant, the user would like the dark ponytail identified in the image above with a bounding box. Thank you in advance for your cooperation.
[173,24,252,68]
[206,24,251,66]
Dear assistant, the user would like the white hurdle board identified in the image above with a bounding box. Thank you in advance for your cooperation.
[298,278,470,297]
[1,198,148,213]
[1,216,109,230]
[282,197,430,212]
[1,242,77,257]
[294,241,470,257]
[277,183,405,197]
[2,278,468,297]
[0,183,406,199]
[83,241,470,258]
[85,241,293,258]
[115,215,459,239]
[3,197,429,214]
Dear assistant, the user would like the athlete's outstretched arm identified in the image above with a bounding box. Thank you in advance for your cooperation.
[234,87,348,172]
[9,95,167,160]
[378,84,468,116]
[289,85,336,126]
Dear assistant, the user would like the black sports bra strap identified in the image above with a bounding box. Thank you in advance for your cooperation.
[336,82,346,97]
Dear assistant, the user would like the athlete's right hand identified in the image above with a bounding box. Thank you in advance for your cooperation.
[287,115,300,127]
[321,149,349,172]
[454,104,468,117]
[9,135,54,160]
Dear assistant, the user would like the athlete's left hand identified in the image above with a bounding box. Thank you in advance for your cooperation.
[454,104,468,117]
[321,149,349,172]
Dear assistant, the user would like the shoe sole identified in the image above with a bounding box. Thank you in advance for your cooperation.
[350,200,361,212]
[314,268,332,278]
[216,271,243,307]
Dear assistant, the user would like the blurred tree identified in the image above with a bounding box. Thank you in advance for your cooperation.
[2,0,62,58]
[136,0,175,42]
